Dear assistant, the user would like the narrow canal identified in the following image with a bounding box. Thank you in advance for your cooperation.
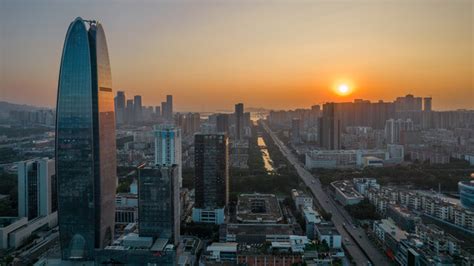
[257,136,275,173]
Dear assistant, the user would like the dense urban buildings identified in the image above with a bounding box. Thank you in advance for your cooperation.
[55,17,117,260]
[192,134,229,224]
[1,3,474,265]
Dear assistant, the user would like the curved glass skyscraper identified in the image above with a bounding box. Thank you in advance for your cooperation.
[56,17,116,260]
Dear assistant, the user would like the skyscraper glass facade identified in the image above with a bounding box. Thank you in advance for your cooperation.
[56,17,116,260]
[194,134,229,209]
[138,165,180,245]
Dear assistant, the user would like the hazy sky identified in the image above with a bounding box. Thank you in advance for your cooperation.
[0,0,472,111]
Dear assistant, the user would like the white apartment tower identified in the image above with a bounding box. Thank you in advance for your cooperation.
[154,124,182,187]
[17,158,56,220]
[385,118,414,144]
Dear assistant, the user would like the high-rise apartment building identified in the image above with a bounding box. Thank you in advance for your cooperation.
[137,165,180,245]
[126,99,134,124]
[155,106,161,117]
[184,112,201,135]
[161,101,168,119]
[395,94,423,112]
[166,95,173,120]
[56,17,116,260]
[17,158,56,220]
[192,134,229,224]
[291,118,302,143]
[385,118,414,144]
[423,97,432,112]
[319,103,341,150]
[160,95,173,121]
[235,103,244,140]
[115,91,126,124]
[134,95,143,122]
[216,113,230,134]
[154,124,182,187]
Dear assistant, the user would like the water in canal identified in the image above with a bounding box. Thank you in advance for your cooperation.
[257,136,275,173]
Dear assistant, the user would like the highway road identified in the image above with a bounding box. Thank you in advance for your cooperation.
[261,121,388,266]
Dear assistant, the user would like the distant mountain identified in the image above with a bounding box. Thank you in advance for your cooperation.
[0,101,45,114]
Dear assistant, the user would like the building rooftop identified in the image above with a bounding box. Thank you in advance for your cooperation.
[224,223,295,236]
[376,219,408,242]
[236,193,283,223]
[389,205,417,219]
[331,180,364,200]
[151,238,170,252]
[291,189,309,198]
[363,156,383,161]
[316,223,340,236]
[207,242,238,253]
[303,207,321,224]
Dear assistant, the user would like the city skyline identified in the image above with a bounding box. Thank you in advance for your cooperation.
[1,2,474,265]
[1,0,473,111]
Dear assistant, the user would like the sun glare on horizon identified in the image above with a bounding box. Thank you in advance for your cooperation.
[335,83,353,96]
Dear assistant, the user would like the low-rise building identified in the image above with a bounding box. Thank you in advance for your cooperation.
[353,178,379,195]
[115,193,138,226]
[220,223,298,244]
[236,193,283,224]
[94,233,176,265]
[330,180,364,206]
[416,223,461,256]
[372,218,408,260]
[305,147,403,169]
[291,189,313,210]
[0,213,57,250]
[362,156,384,167]
[386,205,419,232]
[203,242,238,263]
[302,207,321,239]
[315,222,342,249]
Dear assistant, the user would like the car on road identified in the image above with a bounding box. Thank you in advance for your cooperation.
[311,180,315,184]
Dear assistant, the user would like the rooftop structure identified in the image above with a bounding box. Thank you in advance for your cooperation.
[220,223,298,244]
[236,193,283,223]
[353,178,379,195]
[314,222,342,249]
[291,189,313,210]
[94,232,176,264]
[373,218,408,243]
[330,180,364,206]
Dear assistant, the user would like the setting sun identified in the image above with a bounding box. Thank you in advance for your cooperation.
[335,83,352,96]
[338,84,349,94]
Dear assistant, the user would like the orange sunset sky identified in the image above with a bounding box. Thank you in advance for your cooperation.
[0,0,473,111]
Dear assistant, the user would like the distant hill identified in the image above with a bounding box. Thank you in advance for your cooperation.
[0,101,45,114]
[0,101,50,120]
